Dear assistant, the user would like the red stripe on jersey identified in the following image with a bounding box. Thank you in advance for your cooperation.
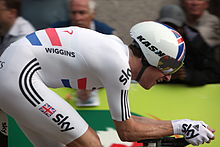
[45,28,62,46]
[77,78,87,89]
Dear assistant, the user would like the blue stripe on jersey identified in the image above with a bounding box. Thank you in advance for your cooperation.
[177,43,184,61]
[61,79,72,88]
[26,33,42,46]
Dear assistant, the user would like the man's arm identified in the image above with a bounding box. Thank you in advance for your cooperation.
[114,115,215,146]
[114,115,173,142]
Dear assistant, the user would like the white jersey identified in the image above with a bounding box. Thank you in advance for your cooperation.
[0,27,131,145]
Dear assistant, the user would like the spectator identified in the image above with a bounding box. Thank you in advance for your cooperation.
[52,0,116,35]
[53,0,116,106]
[180,0,220,59]
[158,4,220,86]
[0,0,35,55]
[0,0,35,143]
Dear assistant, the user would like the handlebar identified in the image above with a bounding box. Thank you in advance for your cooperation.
[138,137,190,147]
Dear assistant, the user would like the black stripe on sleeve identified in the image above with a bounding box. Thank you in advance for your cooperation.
[121,90,130,121]
[121,90,124,121]
[19,58,43,107]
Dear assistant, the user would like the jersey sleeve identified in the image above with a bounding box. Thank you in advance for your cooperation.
[96,46,132,121]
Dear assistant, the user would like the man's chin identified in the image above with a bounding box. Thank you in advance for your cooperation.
[140,82,155,90]
[73,23,88,28]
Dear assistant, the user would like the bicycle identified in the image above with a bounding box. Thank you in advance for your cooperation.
[138,136,190,147]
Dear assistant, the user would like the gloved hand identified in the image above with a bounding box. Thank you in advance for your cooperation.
[171,119,214,146]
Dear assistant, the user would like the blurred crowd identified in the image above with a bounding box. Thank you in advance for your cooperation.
[158,0,220,86]
[0,0,220,106]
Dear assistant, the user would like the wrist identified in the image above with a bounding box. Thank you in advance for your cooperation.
[171,119,189,135]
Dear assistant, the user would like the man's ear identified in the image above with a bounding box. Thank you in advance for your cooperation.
[91,11,96,19]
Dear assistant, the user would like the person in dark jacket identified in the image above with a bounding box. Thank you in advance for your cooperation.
[158,4,220,86]
[52,0,115,35]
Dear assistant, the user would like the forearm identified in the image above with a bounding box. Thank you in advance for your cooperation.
[131,115,173,139]
[131,115,165,124]
[114,115,173,142]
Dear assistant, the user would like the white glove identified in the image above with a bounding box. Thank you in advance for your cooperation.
[171,119,214,146]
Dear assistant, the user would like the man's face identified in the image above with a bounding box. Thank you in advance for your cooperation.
[138,66,171,90]
[182,0,208,18]
[0,1,13,36]
[70,0,95,29]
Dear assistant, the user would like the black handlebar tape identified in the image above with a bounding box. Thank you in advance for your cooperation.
[161,137,189,146]
[138,137,190,146]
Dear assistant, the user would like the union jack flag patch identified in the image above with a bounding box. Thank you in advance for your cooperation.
[39,103,56,117]
[162,24,185,62]
[171,29,185,62]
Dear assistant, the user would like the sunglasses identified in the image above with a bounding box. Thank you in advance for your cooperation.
[157,55,184,75]
[136,55,183,82]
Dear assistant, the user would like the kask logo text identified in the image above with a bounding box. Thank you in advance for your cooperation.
[136,35,166,57]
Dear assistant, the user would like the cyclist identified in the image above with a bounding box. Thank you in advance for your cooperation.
[0,21,215,147]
